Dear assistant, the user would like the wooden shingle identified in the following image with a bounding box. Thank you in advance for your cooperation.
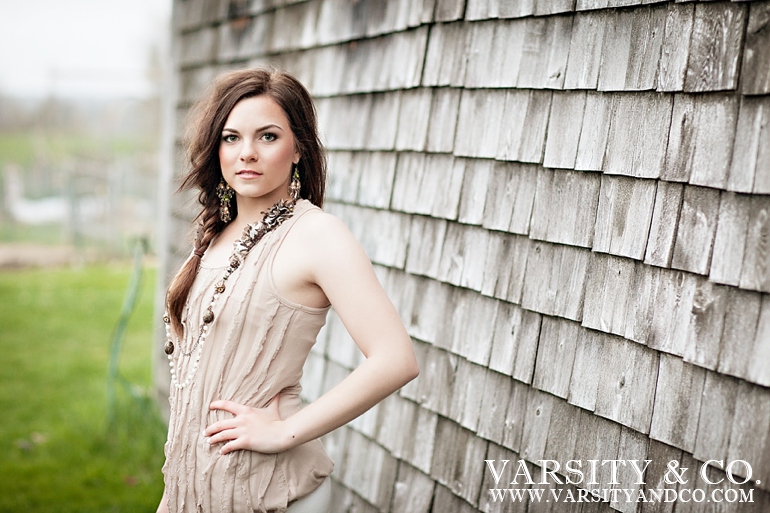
[542,399,582,468]
[356,152,398,209]
[502,380,530,454]
[727,381,770,488]
[446,289,499,365]
[593,175,656,260]
[465,20,524,88]
[638,440,681,513]
[717,287,761,381]
[426,89,462,153]
[477,370,514,445]
[529,168,601,248]
[728,96,770,194]
[481,162,537,234]
[404,406,439,475]
[422,22,470,87]
[534,0,575,16]
[564,11,608,89]
[647,268,697,357]
[519,388,555,463]
[594,335,659,434]
[405,216,448,278]
[326,152,360,203]
[741,2,770,95]
[543,92,587,169]
[588,248,639,338]
[448,358,488,430]
[597,6,666,91]
[426,155,466,220]
[365,92,401,150]
[431,418,488,505]
[623,261,660,345]
[568,327,607,411]
[267,1,319,53]
[684,3,747,92]
[497,90,553,164]
[439,223,490,290]
[693,371,738,465]
[417,344,458,415]
[747,294,770,386]
[683,280,729,370]
[405,277,452,344]
[478,444,530,513]
[603,92,672,179]
[657,3,694,92]
[532,317,580,399]
[454,90,506,158]
[488,302,542,383]
[612,427,649,513]
[391,462,434,513]
[458,160,493,225]
[644,180,684,268]
[572,413,622,492]
[710,192,751,286]
[649,354,706,453]
[435,0,466,22]
[517,16,574,90]
[391,153,427,213]
[575,92,613,171]
[395,89,433,152]
[481,233,530,303]
[671,185,721,275]
[739,195,770,293]
[431,485,479,513]
[521,242,589,322]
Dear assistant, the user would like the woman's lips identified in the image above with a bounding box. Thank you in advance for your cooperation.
[236,170,262,178]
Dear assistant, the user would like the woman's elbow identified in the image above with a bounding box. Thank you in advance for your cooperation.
[401,355,420,384]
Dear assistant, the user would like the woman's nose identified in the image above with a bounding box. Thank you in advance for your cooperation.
[239,143,257,162]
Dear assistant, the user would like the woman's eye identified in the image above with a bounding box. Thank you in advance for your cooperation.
[261,133,277,142]
[222,134,237,143]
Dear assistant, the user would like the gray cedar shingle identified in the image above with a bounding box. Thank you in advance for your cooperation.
[572,413,622,493]
[543,92,587,169]
[542,399,581,468]
[742,2,770,95]
[267,1,319,53]
[457,159,493,224]
[658,3,695,92]
[575,92,613,171]
[517,16,574,90]
[612,427,649,513]
[747,294,770,386]
[727,381,770,489]
[644,180,684,267]
[465,21,524,89]
[431,485,478,513]
[482,162,537,234]
[593,175,656,260]
[519,387,555,463]
[388,27,430,90]
[448,358,488,430]
[647,268,697,356]
[323,95,373,150]
[431,418,488,505]
[405,406,439,474]
[356,152,398,209]
[529,168,601,248]
[327,152,362,203]
[493,303,542,383]
[671,185,721,275]
[405,216,448,278]
[576,0,608,9]
[315,0,366,46]
[638,440,681,513]
[684,3,747,92]
[728,96,770,194]
[477,370,514,445]
[568,327,607,411]
[710,192,751,286]
[582,253,636,338]
[365,92,401,150]
[465,0,496,20]
[435,0,466,22]
[649,354,706,453]
[307,47,345,96]
[535,0,575,16]
[597,6,666,91]
[683,280,729,370]
[346,430,398,510]
[406,278,452,344]
[417,344,457,414]
[521,242,589,322]
[564,11,608,89]
[391,153,427,213]
[446,289,499,365]
[739,195,770,293]
[478,445,530,513]
[395,89,433,152]
[180,27,218,67]
[391,462,434,513]
[497,90,553,164]
[717,287,762,380]
[436,223,490,290]
[532,317,580,399]
[594,335,659,434]
[454,90,506,158]
[426,88,462,154]
[427,154,466,220]
[624,261,660,345]
[422,22,470,87]
[481,233,530,303]
[603,92,673,179]
[687,96,740,188]
[356,206,411,268]
[693,371,739,465]
[502,380,531,454]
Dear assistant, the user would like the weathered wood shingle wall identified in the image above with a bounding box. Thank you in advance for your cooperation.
[159,0,770,511]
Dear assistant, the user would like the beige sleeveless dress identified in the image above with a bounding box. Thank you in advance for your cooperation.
[163,200,334,512]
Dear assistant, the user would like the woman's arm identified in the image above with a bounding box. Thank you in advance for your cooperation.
[205,213,419,454]
[156,490,168,513]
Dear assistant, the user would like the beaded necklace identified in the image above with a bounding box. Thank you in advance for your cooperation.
[163,198,297,389]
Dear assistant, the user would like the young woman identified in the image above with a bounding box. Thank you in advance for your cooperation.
[157,68,419,512]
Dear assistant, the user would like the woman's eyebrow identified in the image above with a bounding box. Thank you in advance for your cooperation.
[222,124,285,133]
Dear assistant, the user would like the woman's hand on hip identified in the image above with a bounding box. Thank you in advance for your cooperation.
[205,395,290,454]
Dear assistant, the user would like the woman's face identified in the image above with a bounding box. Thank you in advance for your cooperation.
[218,95,299,214]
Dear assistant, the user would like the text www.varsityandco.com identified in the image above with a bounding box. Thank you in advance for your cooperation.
[485,459,758,505]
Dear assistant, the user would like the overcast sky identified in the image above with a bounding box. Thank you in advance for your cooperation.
[0,0,171,99]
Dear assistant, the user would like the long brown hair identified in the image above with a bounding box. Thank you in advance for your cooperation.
[165,67,326,336]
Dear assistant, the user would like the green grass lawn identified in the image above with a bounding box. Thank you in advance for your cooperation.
[0,263,165,512]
